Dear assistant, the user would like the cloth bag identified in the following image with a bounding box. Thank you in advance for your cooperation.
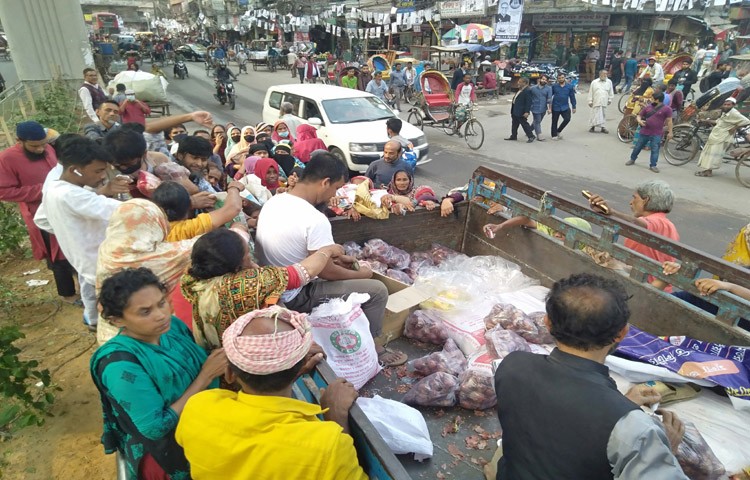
[308,293,381,390]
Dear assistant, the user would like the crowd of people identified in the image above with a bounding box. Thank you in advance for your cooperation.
[0,37,749,478]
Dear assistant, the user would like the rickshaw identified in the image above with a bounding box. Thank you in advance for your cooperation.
[368,54,391,80]
[406,70,485,150]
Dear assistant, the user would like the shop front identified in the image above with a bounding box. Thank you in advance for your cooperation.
[527,13,610,66]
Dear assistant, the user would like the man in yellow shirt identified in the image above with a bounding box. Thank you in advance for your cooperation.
[175,306,367,480]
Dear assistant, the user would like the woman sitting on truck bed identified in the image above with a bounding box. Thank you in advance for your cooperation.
[386,170,443,215]
[181,229,344,350]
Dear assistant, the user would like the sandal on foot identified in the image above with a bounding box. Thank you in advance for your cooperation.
[695,170,713,177]
[601,128,609,134]
[378,347,408,367]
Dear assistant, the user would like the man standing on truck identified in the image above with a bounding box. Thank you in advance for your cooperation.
[256,153,408,367]
[495,273,689,480]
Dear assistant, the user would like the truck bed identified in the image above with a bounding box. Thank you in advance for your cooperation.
[305,166,750,479]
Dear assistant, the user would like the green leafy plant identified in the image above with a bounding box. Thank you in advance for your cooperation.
[0,326,56,439]
[0,202,27,255]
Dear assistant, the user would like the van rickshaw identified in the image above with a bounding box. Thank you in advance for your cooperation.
[406,70,485,150]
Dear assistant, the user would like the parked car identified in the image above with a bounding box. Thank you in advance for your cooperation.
[262,84,430,172]
[175,44,207,62]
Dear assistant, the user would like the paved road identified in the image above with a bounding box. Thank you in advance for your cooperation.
[157,59,746,257]
[2,58,746,256]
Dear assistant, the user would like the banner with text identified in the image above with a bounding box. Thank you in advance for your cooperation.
[494,0,523,42]
[439,0,486,18]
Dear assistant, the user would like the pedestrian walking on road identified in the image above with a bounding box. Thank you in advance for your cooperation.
[625,91,673,173]
[588,70,614,134]
[566,51,580,74]
[623,52,638,93]
[530,75,553,141]
[550,73,577,140]
[505,78,535,143]
[609,50,624,93]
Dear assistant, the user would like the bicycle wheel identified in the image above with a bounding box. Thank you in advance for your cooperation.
[618,93,630,114]
[663,126,699,166]
[406,109,423,130]
[617,115,638,143]
[405,88,416,105]
[442,119,457,135]
[736,157,750,188]
[464,119,485,150]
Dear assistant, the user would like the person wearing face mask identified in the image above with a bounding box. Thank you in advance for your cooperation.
[118,89,151,127]
[226,126,256,170]
[272,142,298,176]
[272,120,296,144]
[84,100,122,140]
[529,75,553,141]
[224,126,242,159]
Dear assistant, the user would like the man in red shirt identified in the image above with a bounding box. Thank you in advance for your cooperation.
[0,121,77,301]
[625,91,673,173]
[118,89,151,126]
[587,181,679,292]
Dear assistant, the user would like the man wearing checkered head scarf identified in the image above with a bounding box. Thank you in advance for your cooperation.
[175,306,368,480]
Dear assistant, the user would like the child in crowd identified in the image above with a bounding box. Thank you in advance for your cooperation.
[151,180,246,241]
[34,136,122,330]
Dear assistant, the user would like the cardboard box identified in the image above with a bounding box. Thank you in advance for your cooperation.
[372,273,430,346]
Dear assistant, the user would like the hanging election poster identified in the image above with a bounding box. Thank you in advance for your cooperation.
[494,0,523,42]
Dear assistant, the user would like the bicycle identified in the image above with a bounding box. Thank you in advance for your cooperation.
[663,118,750,187]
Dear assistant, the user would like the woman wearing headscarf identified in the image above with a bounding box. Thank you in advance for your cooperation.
[386,170,441,214]
[181,229,344,349]
[253,158,282,194]
[224,126,242,159]
[271,120,296,144]
[294,124,328,163]
[91,267,226,480]
[625,77,654,115]
[210,124,228,166]
[226,125,256,172]
[96,199,198,344]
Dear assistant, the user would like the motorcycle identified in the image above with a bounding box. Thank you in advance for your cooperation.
[215,81,236,110]
[174,59,189,80]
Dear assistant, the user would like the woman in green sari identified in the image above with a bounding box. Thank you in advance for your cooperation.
[90,268,226,480]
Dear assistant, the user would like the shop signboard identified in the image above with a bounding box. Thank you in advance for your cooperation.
[494,0,524,42]
[603,31,624,69]
[532,13,610,28]
[439,0,485,18]
[394,0,416,13]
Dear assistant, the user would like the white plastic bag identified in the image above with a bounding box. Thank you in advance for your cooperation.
[308,293,382,390]
[357,395,433,461]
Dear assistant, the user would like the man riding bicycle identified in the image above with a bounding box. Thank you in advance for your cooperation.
[267,46,279,69]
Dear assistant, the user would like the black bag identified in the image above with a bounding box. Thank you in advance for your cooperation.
[699,76,710,93]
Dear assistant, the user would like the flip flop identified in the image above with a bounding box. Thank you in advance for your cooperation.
[641,381,701,405]
[378,347,408,367]
[695,170,713,177]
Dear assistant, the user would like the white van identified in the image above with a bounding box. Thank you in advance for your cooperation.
[262,84,429,172]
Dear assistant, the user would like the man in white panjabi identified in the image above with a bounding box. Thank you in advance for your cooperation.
[695,97,750,177]
[587,70,614,134]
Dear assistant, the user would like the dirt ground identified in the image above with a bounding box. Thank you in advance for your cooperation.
[0,256,113,480]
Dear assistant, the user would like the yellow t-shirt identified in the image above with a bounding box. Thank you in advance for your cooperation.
[167,213,212,242]
[176,389,368,480]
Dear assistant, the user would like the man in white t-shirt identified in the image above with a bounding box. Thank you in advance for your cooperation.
[34,136,121,330]
[256,152,408,366]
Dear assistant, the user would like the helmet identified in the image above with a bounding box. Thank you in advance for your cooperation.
[219,59,227,68]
